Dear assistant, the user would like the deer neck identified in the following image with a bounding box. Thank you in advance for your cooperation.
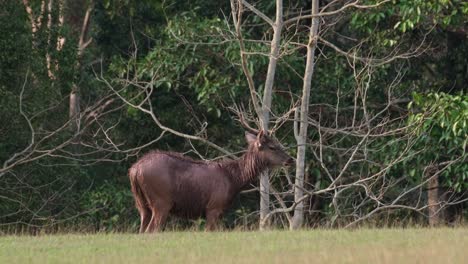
[234,148,269,187]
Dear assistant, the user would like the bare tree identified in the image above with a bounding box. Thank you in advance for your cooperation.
[0,70,124,228]
[21,0,94,134]
[226,0,468,230]
[63,0,93,134]
[230,0,397,229]
[291,0,320,230]
[231,0,286,229]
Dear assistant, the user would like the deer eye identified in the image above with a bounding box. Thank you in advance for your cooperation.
[268,145,276,150]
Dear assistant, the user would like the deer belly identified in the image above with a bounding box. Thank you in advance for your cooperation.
[170,189,209,219]
[171,200,206,219]
[169,166,227,219]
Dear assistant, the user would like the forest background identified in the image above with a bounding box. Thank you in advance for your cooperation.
[0,0,466,232]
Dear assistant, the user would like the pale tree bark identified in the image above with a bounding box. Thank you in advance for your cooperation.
[22,0,65,79]
[22,0,91,133]
[23,0,51,77]
[290,0,320,230]
[258,0,283,230]
[426,165,440,227]
[45,0,64,79]
[63,0,93,134]
[22,0,46,37]
[46,0,54,79]
[232,0,285,230]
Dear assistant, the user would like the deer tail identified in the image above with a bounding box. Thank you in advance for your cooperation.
[128,166,147,211]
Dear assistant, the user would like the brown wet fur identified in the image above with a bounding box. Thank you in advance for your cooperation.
[128,131,294,233]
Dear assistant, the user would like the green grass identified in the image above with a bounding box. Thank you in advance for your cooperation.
[0,228,466,263]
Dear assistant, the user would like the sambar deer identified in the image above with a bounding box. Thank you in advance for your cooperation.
[128,124,294,232]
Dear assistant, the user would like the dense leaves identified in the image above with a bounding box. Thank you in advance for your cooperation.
[409,92,467,192]
[0,0,466,231]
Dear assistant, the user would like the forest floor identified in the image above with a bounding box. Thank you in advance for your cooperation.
[0,228,466,263]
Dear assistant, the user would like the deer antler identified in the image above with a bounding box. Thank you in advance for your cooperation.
[230,104,260,135]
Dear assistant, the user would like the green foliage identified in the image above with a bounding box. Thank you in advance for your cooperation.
[350,0,468,93]
[125,11,267,113]
[1,0,467,232]
[410,92,467,145]
[351,0,468,33]
[81,182,136,231]
[392,0,468,32]
[408,92,467,191]
[0,1,30,83]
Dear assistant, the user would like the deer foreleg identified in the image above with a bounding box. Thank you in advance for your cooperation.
[205,209,223,231]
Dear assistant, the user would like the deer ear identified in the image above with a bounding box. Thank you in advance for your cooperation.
[245,131,257,145]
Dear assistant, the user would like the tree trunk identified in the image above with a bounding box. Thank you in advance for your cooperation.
[69,86,80,133]
[259,0,283,230]
[63,0,93,134]
[290,0,320,230]
[427,167,440,227]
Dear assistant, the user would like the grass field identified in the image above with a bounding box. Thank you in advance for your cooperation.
[0,228,466,263]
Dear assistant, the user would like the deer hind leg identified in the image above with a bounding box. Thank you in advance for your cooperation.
[138,206,151,233]
[145,203,171,233]
[205,209,223,231]
[137,185,155,233]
